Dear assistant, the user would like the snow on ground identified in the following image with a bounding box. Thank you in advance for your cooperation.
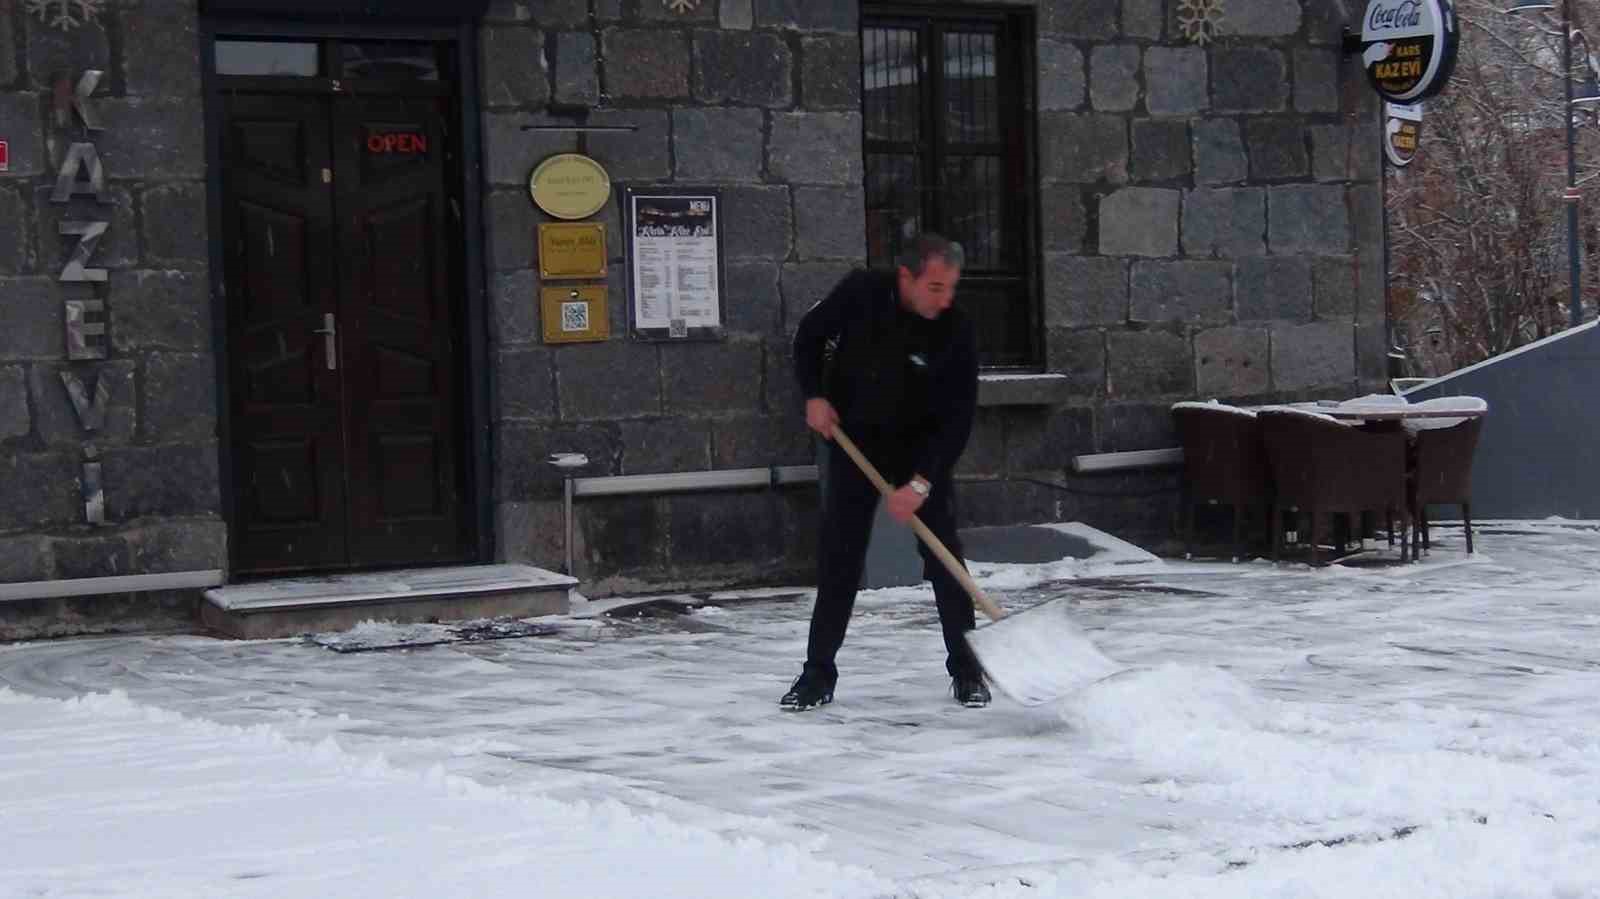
[2,521,1599,898]
[0,689,889,899]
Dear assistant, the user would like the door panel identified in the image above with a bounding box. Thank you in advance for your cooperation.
[332,94,466,566]
[222,93,349,574]
[222,87,469,575]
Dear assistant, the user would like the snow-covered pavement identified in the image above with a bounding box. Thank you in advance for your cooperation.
[3,521,1599,898]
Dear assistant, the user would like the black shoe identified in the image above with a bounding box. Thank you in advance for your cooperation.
[952,672,990,708]
[779,672,834,711]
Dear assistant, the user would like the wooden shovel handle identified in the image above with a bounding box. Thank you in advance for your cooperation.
[831,427,1006,623]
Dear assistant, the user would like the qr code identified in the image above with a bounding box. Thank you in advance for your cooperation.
[561,301,590,332]
[669,318,688,338]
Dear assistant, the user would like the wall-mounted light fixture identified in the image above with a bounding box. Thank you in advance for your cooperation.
[522,104,639,133]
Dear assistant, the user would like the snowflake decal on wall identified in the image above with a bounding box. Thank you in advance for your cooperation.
[26,0,105,31]
[1177,0,1225,45]
[663,0,702,12]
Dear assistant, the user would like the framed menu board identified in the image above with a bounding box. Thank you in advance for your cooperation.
[623,187,726,341]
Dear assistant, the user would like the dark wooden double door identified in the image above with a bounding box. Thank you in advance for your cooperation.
[221,90,470,575]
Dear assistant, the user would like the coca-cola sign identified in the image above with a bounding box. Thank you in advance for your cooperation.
[1361,0,1459,102]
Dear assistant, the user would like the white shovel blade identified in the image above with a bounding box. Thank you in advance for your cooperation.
[966,599,1122,706]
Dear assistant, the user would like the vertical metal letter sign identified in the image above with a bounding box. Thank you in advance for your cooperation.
[53,70,110,293]
[52,69,112,524]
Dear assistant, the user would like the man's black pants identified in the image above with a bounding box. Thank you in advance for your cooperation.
[803,439,980,685]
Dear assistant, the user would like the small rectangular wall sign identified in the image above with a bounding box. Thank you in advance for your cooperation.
[538,222,607,280]
[541,285,610,344]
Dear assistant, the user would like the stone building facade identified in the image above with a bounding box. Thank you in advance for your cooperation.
[0,0,1386,636]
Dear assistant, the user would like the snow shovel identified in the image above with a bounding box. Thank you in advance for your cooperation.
[832,427,1123,706]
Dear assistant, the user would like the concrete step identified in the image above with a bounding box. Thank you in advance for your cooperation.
[202,564,576,639]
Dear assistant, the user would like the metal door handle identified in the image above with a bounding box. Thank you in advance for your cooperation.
[313,313,337,370]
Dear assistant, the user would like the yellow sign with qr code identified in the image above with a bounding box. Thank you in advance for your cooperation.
[540,285,609,344]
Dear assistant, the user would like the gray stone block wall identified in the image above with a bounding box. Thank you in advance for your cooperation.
[490,2,865,585]
[958,0,1379,555]
[0,0,1388,608]
[1037,0,1378,473]
[0,0,222,594]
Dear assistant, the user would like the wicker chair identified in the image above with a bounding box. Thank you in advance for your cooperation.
[1172,402,1271,561]
[1258,407,1411,564]
[1406,398,1488,556]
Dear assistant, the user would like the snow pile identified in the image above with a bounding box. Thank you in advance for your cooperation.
[1060,663,1595,825]
[945,662,1600,899]
[1064,662,1270,740]
[0,687,892,899]
[908,812,1599,899]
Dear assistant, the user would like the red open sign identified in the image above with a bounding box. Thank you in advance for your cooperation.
[367,132,428,154]
[0,140,9,173]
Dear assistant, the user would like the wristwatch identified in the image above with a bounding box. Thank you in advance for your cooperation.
[908,478,931,497]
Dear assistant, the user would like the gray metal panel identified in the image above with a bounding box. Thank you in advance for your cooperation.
[1403,321,1600,519]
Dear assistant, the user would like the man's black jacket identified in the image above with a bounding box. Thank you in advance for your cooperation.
[792,268,978,484]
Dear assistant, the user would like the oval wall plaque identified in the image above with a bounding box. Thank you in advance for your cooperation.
[1384,102,1423,167]
[1361,0,1459,103]
[529,154,612,220]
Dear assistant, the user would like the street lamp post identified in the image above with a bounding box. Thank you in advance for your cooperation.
[1509,1,1600,328]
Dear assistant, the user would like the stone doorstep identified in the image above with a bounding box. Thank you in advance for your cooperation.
[201,564,576,640]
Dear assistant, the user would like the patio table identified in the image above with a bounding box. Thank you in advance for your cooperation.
[1280,397,1488,422]
[1273,398,1484,419]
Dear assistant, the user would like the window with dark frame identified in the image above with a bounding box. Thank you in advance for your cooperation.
[862,5,1039,368]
